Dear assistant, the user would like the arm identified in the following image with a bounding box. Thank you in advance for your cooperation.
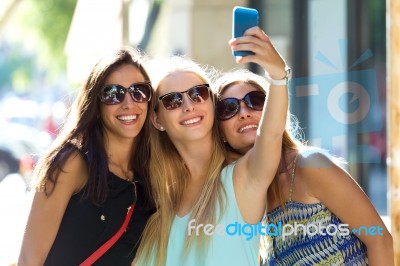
[231,27,288,223]
[301,151,394,266]
[18,152,87,266]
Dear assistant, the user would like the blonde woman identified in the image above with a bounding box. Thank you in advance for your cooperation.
[135,26,289,265]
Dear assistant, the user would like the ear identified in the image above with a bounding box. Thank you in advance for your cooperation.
[151,112,165,131]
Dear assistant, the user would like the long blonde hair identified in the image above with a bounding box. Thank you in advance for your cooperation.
[136,57,228,265]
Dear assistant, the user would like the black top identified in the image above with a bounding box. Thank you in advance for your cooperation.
[44,171,154,266]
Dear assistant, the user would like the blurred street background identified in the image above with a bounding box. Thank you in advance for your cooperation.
[0,0,393,265]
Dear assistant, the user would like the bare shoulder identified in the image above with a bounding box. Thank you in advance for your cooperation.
[297,148,338,169]
[62,150,87,172]
[296,148,352,193]
[47,150,89,194]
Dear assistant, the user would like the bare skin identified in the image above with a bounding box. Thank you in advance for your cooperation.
[18,64,148,265]
[219,52,394,266]
[151,27,288,224]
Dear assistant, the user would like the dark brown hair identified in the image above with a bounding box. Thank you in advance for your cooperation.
[34,47,153,206]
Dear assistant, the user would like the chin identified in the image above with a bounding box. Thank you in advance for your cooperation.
[232,141,253,153]
[243,136,256,146]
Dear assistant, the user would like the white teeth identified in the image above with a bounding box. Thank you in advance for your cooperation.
[182,117,201,125]
[239,124,258,133]
[118,115,137,121]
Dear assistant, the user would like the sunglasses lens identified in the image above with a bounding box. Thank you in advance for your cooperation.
[216,98,240,120]
[188,85,210,103]
[161,93,183,110]
[100,85,124,104]
[130,83,152,102]
[245,91,265,110]
[217,91,265,120]
[159,84,210,110]
[100,83,152,105]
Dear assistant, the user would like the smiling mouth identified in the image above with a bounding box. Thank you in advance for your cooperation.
[117,114,137,122]
[238,124,258,133]
[180,116,202,125]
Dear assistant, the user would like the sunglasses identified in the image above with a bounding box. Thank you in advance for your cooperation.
[216,90,266,121]
[99,82,152,105]
[158,84,210,110]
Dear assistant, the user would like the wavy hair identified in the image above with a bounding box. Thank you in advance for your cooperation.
[136,57,228,265]
[213,68,305,209]
[33,47,154,207]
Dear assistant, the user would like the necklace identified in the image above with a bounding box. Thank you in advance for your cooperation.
[108,159,132,182]
[121,169,132,182]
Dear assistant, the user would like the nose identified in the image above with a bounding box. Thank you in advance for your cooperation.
[181,93,194,112]
[238,101,252,120]
[121,92,136,109]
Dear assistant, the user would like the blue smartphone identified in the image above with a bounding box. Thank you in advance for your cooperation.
[232,6,259,57]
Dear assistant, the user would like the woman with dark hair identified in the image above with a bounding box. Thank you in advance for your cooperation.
[18,47,155,266]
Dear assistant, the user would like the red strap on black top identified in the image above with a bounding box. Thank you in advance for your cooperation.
[80,183,137,266]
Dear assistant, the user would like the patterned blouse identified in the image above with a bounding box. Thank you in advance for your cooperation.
[264,157,369,266]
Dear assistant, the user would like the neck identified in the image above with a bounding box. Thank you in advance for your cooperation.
[104,135,135,181]
[173,136,214,180]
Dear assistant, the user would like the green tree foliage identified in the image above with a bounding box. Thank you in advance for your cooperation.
[16,0,77,78]
[0,0,77,94]
[0,43,36,95]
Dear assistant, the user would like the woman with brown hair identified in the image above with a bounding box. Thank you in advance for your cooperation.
[214,56,393,266]
[18,47,155,265]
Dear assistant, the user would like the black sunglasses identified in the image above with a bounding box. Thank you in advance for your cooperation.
[216,90,266,121]
[99,82,152,105]
[158,84,210,110]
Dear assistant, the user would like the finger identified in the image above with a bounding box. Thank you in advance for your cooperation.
[231,41,269,57]
[235,56,244,64]
[230,27,269,45]
[243,27,270,41]
[233,45,285,70]
[235,54,257,64]
[230,35,271,52]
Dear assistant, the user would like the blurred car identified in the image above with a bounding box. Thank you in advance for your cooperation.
[0,149,19,182]
[0,122,52,184]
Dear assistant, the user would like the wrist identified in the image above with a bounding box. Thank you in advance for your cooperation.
[265,66,292,86]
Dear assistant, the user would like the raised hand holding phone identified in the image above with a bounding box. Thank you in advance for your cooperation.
[230,28,287,83]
